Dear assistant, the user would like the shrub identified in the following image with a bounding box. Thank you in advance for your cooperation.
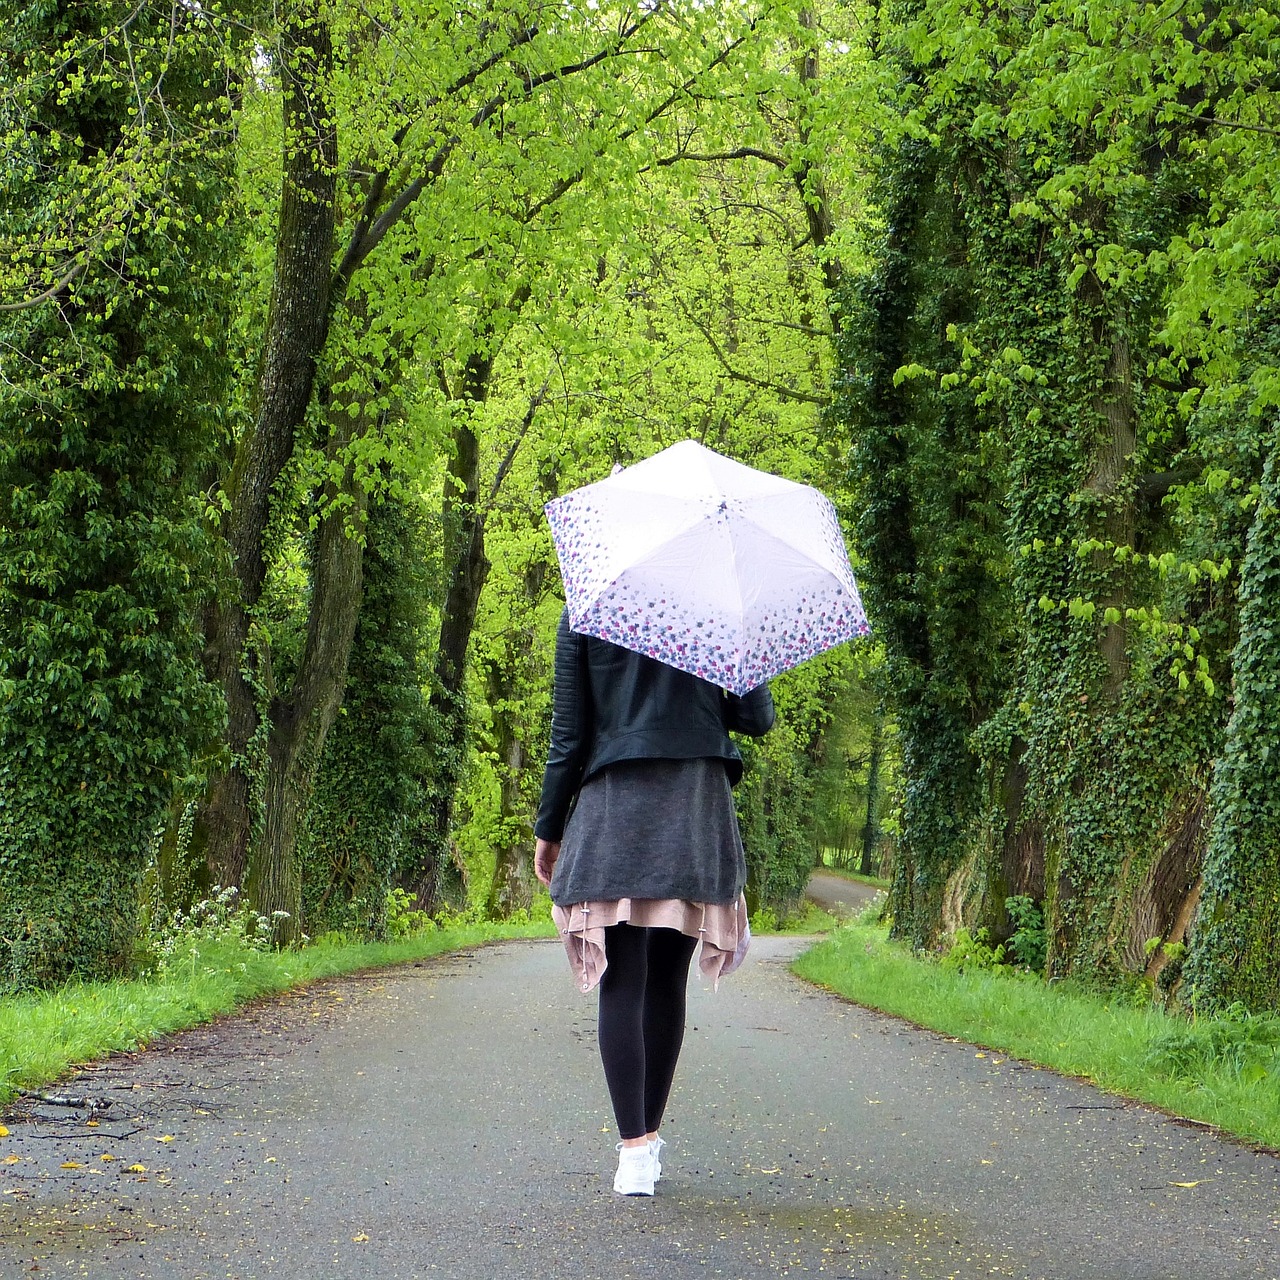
[148,887,277,978]
[385,888,435,939]
[940,927,1006,973]
[1004,895,1048,972]
[1145,1008,1280,1086]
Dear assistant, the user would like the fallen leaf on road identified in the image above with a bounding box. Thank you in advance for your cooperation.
[85,1119,99,1127]
[154,1135,175,1143]
[61,1161,83,1169]
[127,1164,147,1173]
[1169,1181,1207,1188]
[0,1124,8,1137]
[3,1155,20,1164]
[99,1154,116,1162]
[352,1233,369,1243]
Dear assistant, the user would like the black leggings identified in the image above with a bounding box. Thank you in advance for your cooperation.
[597,923,698,1141]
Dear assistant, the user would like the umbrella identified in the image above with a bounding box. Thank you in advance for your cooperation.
[545,440,870,694]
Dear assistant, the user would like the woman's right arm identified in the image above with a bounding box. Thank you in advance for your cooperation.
[533,610,593,843]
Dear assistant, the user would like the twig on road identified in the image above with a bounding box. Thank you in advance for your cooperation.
[17,1088,113,1112]
[15,1127,146,1141]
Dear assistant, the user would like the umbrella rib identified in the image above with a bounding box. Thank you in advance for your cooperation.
[717,509,748,686]
[733,494,853,581]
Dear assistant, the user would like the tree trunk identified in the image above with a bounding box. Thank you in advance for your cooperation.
[245,424,368,943]
[859,706,883,878]
[199,0,337,892]
[484,561,546,917]
[1184,426,1280,1010]
[1081,297,1138,699]
[792,9,840,296]
[487,727,532,916]
[1041,248,1141,976]
[996,751,1043,904]
[844,139,974,946]
[402,306,533,907]
[409,407,492,910]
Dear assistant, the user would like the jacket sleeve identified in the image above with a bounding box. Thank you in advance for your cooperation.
[534,611,593,841]
[723,682,775,737]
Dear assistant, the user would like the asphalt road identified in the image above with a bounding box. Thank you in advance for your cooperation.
[2,936,1279,1280]
[805,871,881,918]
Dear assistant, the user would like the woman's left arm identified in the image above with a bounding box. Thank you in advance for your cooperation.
[724,683,775,736]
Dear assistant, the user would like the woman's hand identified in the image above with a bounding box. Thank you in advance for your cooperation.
[535,838,562,888]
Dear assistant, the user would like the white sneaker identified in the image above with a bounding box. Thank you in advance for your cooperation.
[613,1143,655,1196]
[649,1135,666,1183]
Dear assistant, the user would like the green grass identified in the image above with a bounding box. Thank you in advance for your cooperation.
[773,900,843,934]
[750,898,844,936]
[0,920,554,1108]
[794,923,1280,1151]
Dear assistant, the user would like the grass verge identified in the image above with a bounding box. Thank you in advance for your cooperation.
[794,923,1280,1151]
[756,900,842,935]
[0,920,554,1109]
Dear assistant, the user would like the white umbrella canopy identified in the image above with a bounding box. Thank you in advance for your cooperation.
[545,440,870,694]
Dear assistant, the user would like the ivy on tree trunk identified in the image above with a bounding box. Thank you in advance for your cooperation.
[1184,428,1280,1010]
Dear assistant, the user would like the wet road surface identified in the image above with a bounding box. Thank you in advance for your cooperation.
[3,936,1279,1279]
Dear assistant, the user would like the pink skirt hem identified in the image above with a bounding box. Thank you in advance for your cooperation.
[552,895,750,993]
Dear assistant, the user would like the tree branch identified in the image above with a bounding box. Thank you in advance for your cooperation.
[791,12,840,294]
[1167,107,1280,140]
[335,9,666,283]
[332,25,541,293]
[0,257,88,312]
[653,146,790,170]
[1136,463,1201,504]
[675,296,828,406]
[486,377,550,510]
[520,25,755,226]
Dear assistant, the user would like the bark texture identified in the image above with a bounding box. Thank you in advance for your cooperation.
[200,0,340,913]
[247,423,368,942]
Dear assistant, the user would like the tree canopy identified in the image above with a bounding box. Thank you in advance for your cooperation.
[2,0,1278,1013]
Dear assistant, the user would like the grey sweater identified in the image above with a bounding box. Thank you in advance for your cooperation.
[548,757,748,906]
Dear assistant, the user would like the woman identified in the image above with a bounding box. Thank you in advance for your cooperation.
[534,608,775,1196]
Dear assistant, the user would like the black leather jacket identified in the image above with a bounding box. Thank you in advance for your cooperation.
[534,610,775,841]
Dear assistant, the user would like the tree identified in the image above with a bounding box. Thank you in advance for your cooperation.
[198,0,757,937]
[1183,430,1280,1010]
[829,0,1280,1002]
[0,0,241,988]
[437,3,894,916]
[300,493,434,936]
